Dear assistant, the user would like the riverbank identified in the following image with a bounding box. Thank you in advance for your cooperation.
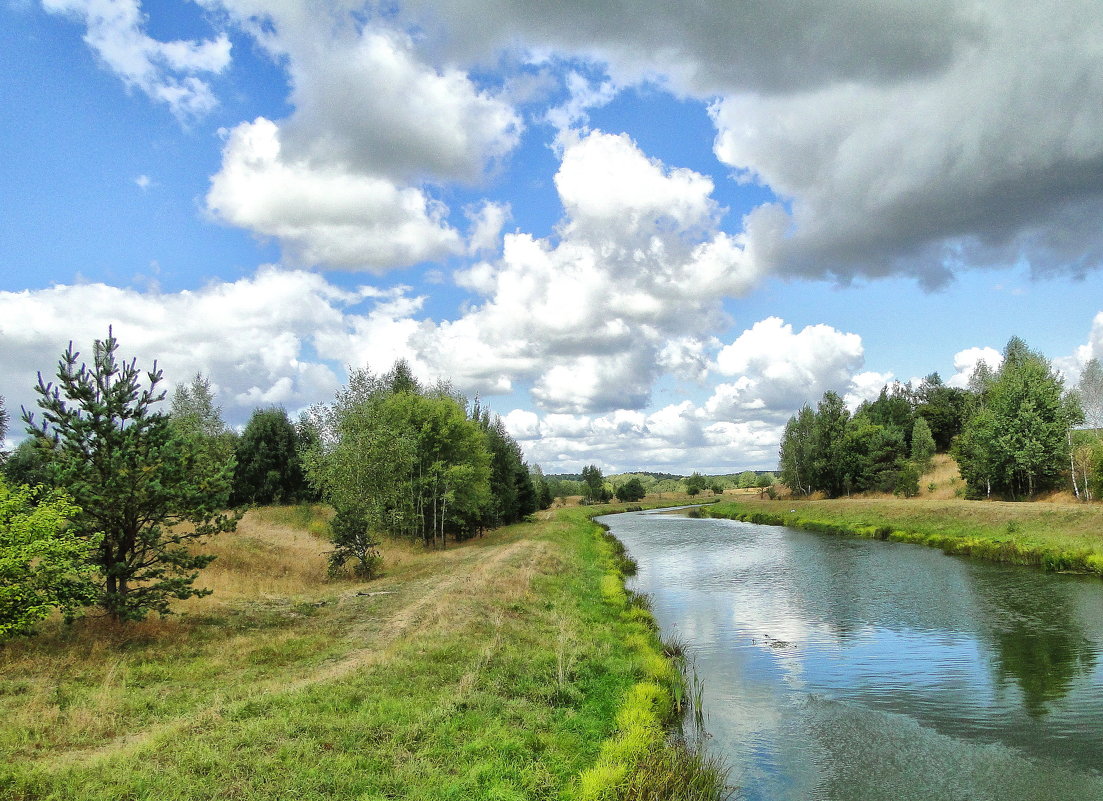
[0,504,722,800]
[700,497,1103,576]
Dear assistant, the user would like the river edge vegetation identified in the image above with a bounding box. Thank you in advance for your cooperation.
[696,497,1103,576]
[0,501,727,800]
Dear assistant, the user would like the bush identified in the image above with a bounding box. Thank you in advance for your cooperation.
[0,481,100,638]
[327,507,382,579]
[894,462,921,498]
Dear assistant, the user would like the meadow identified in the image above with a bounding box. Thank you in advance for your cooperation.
[0,503,724,801]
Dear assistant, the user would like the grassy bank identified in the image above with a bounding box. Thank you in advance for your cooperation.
[700,497,1103,576]
[1,503,723,800]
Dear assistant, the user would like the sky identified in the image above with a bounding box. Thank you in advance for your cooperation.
[2,0,1103,474]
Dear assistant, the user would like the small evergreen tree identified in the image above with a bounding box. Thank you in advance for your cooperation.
[894,461,921,498]
[23,329,237,622]
[232,407,309,505]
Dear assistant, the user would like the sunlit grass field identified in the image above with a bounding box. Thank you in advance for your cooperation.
[0,503,722,800]
[704,491,1103,575]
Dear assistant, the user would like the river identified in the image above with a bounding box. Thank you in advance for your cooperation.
[597,509,1103,801]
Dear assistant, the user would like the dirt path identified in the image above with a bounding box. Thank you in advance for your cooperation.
[39,533,545,771]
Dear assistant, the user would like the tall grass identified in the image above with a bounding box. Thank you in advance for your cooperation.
[0,503,730,800]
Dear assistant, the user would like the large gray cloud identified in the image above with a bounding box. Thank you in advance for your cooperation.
[401,0,1103,285]
[402,0,972,95]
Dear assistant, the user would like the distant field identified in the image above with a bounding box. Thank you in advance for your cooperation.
[703,495,1103,576]
[1,504,715,800]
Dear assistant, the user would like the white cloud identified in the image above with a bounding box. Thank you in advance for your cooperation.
[206,118,463,271]
[844,372,896,411]
[1078,312,1103,365]
[43,0,231,119]
[0,268,357,428]
[400,0,1103,285]
[206,0,521,183]
[465,201,511,255]
[709,317,866,420]
[406,130,765,412]
[946,346,1004,388]
[504,401,785,473]
[544,70,617,133]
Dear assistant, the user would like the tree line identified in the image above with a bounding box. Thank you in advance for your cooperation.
[779,336,1103,501]
[546,467,775,504]
[0,330,549,638]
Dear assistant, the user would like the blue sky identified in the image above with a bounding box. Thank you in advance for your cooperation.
[2,0,1102,473]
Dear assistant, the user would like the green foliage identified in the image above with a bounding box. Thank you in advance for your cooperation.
[305,364,492,546]
[232,407,311,505]
[1078,358,1103,431]
[2,439,54,489]
[684,472,708,496]
[0,394,7,452]
[0,480,100,638]
[954,337,1078,499]
[911,416,936,468]
[169,373,227,440]
[472,402,538,527]
[23,329,237,622]
[915,373,969,451]
[169,373,238,503]
[810,391,850,497]
[327,506,382,578]
[615,477,647,502]
[581,464,611,503]
[779,405,815,495]
[894,461,921,498]
[737,470,757,489]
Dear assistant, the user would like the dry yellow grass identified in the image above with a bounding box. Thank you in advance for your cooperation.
[183,508,331,603]
[918,453,964,499]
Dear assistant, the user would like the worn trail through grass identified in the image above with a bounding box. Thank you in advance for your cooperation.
[2,505,718,801]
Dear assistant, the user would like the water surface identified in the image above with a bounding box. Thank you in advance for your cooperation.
[597,510,1103,801]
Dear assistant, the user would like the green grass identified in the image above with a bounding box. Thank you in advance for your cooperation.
[0,503,727,800]
[703,497,1103,576]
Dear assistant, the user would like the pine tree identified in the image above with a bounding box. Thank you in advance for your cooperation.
[23,329,237,621]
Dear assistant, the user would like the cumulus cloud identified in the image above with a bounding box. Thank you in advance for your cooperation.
[197,0,526,271]
[709,0,1103,286]
[501,401,785,473]
[207,118,463,271]
[946,346,1004,388]
[406,130,766,412]
[203,0,521,182]
[401,0,1103,285]
[1078,312,1103,365]
[0,268,358,427]
[43,0,231,119]
[708,317,866,420]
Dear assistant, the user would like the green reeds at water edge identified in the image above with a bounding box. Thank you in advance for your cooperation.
[582,518,732,800]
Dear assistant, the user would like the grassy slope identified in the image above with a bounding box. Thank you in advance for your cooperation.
[702,495,1103,575]
[1,503,716,800]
